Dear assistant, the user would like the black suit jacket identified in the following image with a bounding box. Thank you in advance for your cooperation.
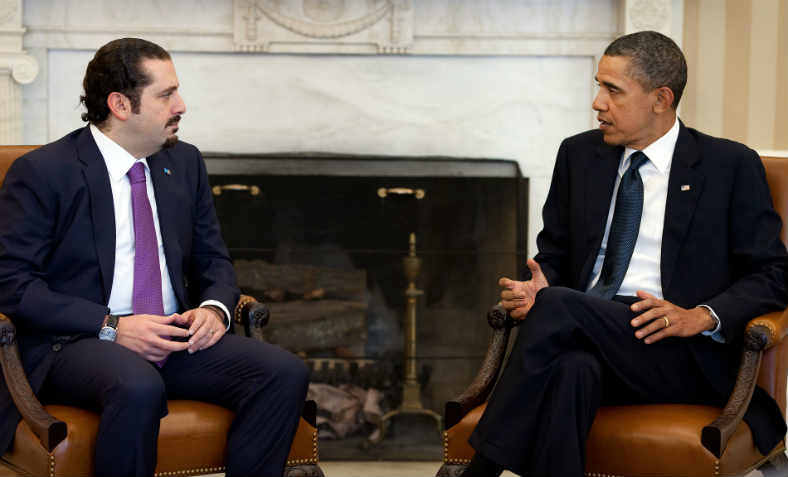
[529,121,788,453]
[0,127,240,454]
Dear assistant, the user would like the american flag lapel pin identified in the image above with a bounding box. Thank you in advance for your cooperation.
[681,184,691,191]
[163,168,172,176]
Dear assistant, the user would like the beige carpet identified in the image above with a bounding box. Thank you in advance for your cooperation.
[202,462,760,477]
[319,461,518,476]
[204,461,516,477]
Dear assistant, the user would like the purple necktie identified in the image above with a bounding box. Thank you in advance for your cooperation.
[127,162,166,365]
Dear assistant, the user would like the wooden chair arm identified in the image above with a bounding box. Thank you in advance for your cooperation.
[233,294,270,336]
[701,309,787,458]
[445,305,514,429]
[0,313,66,452]
[486,303,523,330]
[745,309,788,350]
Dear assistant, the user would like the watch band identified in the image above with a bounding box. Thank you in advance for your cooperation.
[105,314,120,329]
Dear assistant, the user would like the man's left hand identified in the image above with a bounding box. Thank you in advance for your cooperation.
[175,307,227,353]
[630,291,715,344]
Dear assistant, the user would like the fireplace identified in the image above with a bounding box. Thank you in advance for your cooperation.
[206,152,527,458]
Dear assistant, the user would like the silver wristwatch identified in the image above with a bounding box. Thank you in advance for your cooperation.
[98,314,120,342]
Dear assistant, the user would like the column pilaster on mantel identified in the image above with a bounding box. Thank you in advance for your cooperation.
[0,0,39,144]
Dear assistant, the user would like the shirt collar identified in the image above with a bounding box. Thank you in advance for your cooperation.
[621,116,679,176]
[89,124,149,182]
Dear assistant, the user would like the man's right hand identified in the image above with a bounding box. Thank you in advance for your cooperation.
[115,314,191,362]
[499,258,549,320]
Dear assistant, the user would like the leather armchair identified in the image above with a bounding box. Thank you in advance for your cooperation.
[0,146,323,477]
[438,156,788,477]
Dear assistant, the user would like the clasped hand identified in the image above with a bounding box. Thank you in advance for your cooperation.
[115,307,226,361]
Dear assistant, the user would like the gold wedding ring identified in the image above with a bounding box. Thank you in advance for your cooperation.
[663,317,670,328]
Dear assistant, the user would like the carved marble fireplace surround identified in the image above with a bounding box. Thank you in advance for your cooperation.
[4,0,682,256]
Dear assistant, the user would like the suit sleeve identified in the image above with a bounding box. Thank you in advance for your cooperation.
[528,139,572,286]
[704,151,788,343]
[0,157,109,334]
[187,149,240,315]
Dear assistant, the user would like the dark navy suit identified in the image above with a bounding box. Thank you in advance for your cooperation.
[0,127,309,476]
[470,122,788,476]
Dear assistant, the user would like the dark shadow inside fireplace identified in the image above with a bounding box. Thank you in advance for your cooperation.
[206,153,527,459]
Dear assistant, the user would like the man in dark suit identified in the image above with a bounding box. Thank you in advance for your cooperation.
[463,31,788,477]
[0,38,309,477]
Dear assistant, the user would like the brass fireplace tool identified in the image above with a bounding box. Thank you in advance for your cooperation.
[369,231,442,444]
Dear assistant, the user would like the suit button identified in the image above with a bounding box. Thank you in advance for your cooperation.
[52,343,62,352]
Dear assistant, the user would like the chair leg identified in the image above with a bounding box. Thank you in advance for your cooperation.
[760,451,788,477]
[436,463,468,476]
[284,464,325,477]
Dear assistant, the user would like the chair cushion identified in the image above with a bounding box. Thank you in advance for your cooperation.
[444,403,783,476]
[444,403,486,465]
[3,400,317,476]
[586,404,781,477]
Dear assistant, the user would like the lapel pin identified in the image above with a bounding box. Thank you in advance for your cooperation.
[681,184,691,191]
[163,168,171,176]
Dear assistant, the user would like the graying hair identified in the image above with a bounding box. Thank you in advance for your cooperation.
[604,30,687,109]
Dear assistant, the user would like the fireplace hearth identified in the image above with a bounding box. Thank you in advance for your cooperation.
[206,152,527,458]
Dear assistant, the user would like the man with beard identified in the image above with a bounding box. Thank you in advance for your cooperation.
[463,31,788,476]
[0,38,309,477]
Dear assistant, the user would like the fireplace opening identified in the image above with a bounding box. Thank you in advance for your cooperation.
[207,153,527,458]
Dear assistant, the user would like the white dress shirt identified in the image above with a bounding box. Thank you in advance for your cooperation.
[587,119,677,298]
[585,118,722,340]
[90,125,230,327]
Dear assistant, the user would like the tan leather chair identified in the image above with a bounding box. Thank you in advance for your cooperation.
[438,155,788,477]
[0,146,323,477]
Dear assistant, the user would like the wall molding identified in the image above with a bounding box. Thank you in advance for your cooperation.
[0,0,20,27]
[233,0,413,53]
[623,0,672,35]
[21,0,619,57]
[23,24,232,35]
[22,25,616,57]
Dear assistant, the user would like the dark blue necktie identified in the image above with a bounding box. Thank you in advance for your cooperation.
[588,151,649,299]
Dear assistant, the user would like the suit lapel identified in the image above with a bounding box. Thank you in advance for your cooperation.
[661,122,705,294]
[77,127,115,302]
[147,151,187,308]
[579,141,622,285]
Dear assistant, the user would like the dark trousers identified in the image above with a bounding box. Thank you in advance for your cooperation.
[39,333,309,477]
[469,287,722,477]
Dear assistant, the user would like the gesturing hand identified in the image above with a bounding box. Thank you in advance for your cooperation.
[115,314,190,362]
[499,258,550,320]
[630,290,716,344]
[173,307,227,354]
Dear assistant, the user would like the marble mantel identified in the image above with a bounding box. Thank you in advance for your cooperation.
[11,0,681,255]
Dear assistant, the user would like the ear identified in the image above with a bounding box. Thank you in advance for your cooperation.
[652,86,675,113]
[106,92,132,121]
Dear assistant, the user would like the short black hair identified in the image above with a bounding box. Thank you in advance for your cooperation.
[604,30,687,109]
[80,38,171,125]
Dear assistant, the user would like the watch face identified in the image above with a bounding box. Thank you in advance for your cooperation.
[99,326,117,342]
